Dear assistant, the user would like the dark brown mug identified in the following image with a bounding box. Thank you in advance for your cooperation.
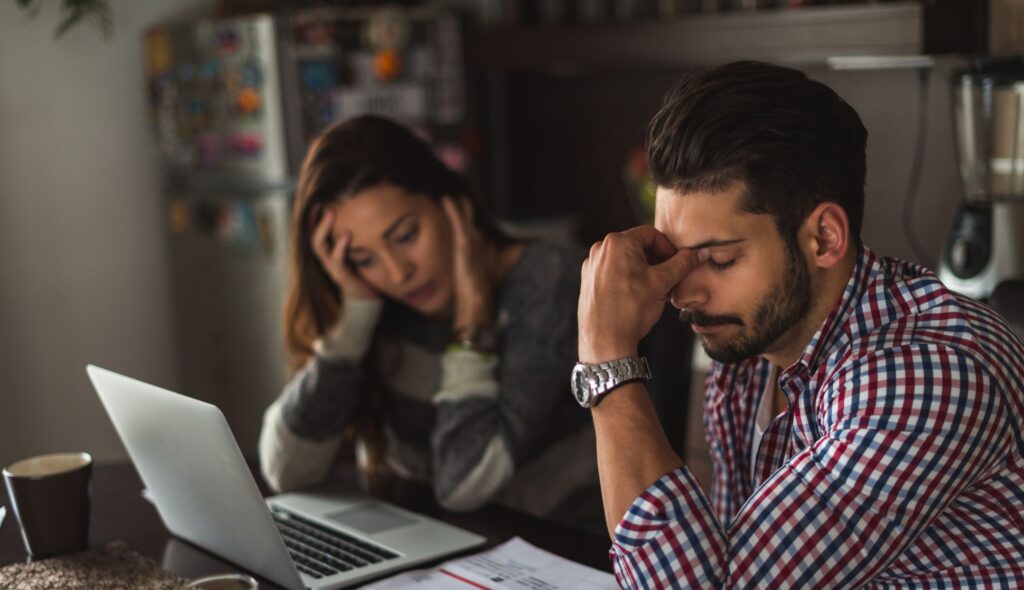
[3,452,92,559]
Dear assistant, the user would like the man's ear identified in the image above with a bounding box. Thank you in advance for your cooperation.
[802,202,850,269]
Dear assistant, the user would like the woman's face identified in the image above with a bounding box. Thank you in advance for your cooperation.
[326,184,455,316]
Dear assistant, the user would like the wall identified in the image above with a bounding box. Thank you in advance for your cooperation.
[814,58,966,267]
[0,0,211,467]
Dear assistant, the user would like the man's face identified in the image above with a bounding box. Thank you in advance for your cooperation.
[654,181,812,363]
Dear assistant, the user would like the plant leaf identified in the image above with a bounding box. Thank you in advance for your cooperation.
[19,0,116,41]
[16,0,42,17]
[54,5,84,38]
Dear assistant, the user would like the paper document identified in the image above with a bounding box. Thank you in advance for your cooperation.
[361,537,616,590]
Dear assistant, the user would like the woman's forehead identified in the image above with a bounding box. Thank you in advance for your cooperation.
[329,187,433,243]
[334,187,427,220]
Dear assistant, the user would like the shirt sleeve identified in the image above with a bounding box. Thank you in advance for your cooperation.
[429,246,583,511]
[314,297,383,360]
[258,298,383,493]
[610,343,1013,588]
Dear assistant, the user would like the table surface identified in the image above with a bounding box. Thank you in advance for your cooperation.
[0,462,613,588]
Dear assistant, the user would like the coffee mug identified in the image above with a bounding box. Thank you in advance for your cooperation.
[2,452,92,558]
[183,573,259,589]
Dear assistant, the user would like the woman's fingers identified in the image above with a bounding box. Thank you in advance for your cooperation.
[459,196,474,224]
[442,196,467,245]
[461,198,483,242]
[441,196,460,227]
[330,231,351,270]
[311,208,351,282]
[307,206,379,300]
[311,208,334,262]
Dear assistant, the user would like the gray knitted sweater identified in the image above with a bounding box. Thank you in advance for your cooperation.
[258,242,600,527]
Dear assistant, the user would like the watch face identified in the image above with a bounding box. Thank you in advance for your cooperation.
[571,365,592,407]
[453,325,498,354]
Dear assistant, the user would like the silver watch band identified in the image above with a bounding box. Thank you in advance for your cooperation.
[572,356,651,408]
[587,357,650,396]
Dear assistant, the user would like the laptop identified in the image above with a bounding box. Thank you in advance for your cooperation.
[86,365,486,590]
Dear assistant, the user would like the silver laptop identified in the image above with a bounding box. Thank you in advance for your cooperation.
[86,365,485,590]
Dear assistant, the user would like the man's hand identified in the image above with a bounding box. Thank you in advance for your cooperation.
[578,225,703,363]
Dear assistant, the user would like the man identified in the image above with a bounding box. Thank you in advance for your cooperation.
[572,61,1024,588]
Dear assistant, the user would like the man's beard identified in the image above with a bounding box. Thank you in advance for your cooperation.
[679,244,812,364]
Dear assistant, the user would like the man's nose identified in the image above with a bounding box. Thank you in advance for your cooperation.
[668,271,709,311]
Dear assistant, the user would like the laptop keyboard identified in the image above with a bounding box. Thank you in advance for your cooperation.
[271,508,400,579]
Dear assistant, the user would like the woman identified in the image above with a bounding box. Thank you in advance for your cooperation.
[258,116,600,529]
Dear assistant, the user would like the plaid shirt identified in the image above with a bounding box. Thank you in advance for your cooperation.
[611,246,1024,588]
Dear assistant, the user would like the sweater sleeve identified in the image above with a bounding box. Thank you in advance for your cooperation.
[429,244,583,510]
[258,298,383,492]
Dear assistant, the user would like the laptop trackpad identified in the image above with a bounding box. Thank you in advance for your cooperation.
[325,502,416,535]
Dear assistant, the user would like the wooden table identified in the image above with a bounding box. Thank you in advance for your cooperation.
[0,462,613,588]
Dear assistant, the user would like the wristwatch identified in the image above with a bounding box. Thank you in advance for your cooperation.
[570,356,651,408]
[449,324,498,355]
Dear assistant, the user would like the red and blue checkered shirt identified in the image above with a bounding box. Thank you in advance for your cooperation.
[611,246,1024,588]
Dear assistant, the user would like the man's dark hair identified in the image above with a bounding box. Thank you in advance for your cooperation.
[646,61,867,246]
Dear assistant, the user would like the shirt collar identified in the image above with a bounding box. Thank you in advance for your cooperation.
[786,243,881,378]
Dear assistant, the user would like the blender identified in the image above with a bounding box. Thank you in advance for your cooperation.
[940,57,1024,335]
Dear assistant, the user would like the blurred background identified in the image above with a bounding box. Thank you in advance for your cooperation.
[1,0,1018,483]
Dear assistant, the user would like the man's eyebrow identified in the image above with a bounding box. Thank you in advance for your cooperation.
[684,238,746,250]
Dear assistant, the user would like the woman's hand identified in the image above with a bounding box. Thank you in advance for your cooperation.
[442,196,494,328]
[311,208,380,301]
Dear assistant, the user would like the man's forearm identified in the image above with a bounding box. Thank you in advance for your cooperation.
[577,225,698,537]
[592,382,684,537]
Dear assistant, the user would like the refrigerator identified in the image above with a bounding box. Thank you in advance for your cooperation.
[143,7,467,457]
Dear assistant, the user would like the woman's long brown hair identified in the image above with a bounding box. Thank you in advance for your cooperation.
[284,115,512,485]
